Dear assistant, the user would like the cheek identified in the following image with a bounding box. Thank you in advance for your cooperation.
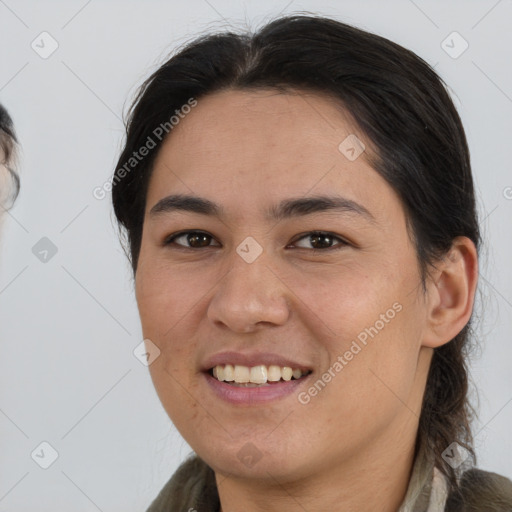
[135,255,205,335]
[136,288,195,375]
[135,256,207,386]
[304,313,421,448]
[148,357,207,439]
[139,290,203,432]
[293,263,423,407]
[339,297,425,418]
[281,259,391,335]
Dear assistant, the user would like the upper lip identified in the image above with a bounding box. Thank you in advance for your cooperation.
[202,351,313,372]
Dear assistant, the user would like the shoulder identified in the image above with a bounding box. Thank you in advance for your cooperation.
[145,455,219,512]
[445,467,512,511]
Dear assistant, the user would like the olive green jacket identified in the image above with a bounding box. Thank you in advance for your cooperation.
[146,447,512,511]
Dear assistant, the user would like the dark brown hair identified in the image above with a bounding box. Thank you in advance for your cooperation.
[0,103,20,209]
[112,14,480,492]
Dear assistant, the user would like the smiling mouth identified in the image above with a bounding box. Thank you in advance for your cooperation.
[208,364,312,387]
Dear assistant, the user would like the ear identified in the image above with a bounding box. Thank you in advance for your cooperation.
[422,236,478,348]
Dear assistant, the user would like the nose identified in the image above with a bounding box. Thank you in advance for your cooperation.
[206,249,291,333]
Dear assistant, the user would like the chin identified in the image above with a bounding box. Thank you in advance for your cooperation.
[194,439,313,483]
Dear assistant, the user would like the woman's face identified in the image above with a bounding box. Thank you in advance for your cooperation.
[135,89,434,483]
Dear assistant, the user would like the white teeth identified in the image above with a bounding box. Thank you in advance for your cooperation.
[211,364,309,384]
[224,364,234,381]
[267,365,281,382]
[234,365,250,383]
[250,365,267,384]
[282,367,292,381]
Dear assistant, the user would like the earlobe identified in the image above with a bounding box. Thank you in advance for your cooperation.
[422,236,478,349]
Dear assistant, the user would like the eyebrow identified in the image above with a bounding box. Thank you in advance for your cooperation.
[149,194,376,224]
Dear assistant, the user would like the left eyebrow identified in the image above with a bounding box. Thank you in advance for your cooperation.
[266,195,377,224]
[149,193,377,225]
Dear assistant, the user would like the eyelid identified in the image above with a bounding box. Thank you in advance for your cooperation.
[163,230,220,247]
[163,230,350,251]
[290,231,349,250]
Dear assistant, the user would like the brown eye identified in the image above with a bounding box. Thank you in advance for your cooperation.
[164,231,220,249]
[292,231,348,251]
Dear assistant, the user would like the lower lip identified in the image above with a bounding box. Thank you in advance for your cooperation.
[203,372,311,405]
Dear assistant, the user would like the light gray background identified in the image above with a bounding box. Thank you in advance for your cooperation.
[0,0,511,510]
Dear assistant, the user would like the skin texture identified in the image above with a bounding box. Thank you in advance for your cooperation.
[135,89,478,512]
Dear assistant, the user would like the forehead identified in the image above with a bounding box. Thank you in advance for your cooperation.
[163,88,363,154]
[147,89,402,225]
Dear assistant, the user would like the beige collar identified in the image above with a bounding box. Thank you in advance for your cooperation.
[398,447,449,512]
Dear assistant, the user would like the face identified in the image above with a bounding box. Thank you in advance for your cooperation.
[135,89,434,484]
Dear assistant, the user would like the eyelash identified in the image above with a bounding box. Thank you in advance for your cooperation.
[163,230,349,252]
